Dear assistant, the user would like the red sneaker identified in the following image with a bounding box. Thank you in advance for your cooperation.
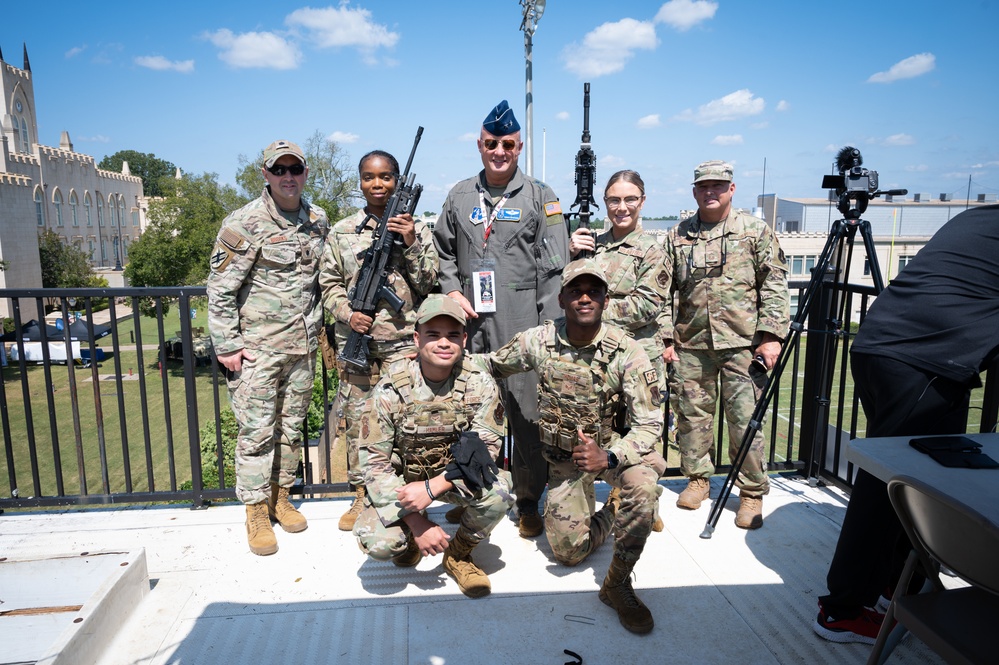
[813,605,885,645]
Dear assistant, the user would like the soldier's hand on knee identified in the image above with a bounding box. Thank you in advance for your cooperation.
[407,517,450,556]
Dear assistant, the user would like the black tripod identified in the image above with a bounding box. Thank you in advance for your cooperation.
[700,183,905,538]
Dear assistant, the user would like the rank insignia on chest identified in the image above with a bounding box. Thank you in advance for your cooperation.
[496,208,522,222]
[469,207,485,224]
[643,369,659,385]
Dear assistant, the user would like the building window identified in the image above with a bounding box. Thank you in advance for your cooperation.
[70,191,79,226]
[789,293,800,317]
[84,193,93,226]
[898,255,916,273]
[20,116,30,153]
[784,220,800,233]
[122,237,129,259]
[132,209,139,227]
[53,190,64,227]
[97,195,104,226]
[119,199,126,231]
[787,255,818,276]
[101,238,108,262]
[88,239,95,262]
[34,187,44,226]
[108,195,117,227]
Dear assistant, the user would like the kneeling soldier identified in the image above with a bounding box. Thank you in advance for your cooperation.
[353,295,513,598]
[489,259,666,633]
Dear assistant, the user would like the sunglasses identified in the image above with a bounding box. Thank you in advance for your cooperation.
[482,138,518,151]
[267,163,306,176]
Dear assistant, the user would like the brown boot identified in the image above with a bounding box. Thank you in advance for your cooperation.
[735,495,763,529]
[268,485,308,533]
[676,477,710,510]
[338,485,365,531]
[392,531,423,568]
[605,487,622,516]
[518,510,543,538]
[442,528,491,598]
[246,503,278,556]
[444,505,466,524]
[599,555,654,634]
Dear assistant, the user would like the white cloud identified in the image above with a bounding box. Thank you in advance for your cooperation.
[561,19,658,78]
[556,111,570,121]
[673,89,765,126]
[328,131,359,144]
[205,29,301,70]
[637,114,661,129]
[654,0,718,31]
[134,55,195,73]
[868,53,935,83]
[459,132,478,142]
[904,164,929,172]
[776,100,789,111]
[65,45,86,59]
[881,133,915,146]
[751,121,769,130]
[970,160,999,168]
[599,154,627,169]
[711,134,744,146]
[77,134,111,143]
[286,5,398,64]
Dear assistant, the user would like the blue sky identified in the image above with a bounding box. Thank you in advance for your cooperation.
[4,0,998,217]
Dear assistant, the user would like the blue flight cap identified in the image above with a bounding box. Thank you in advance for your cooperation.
[482,100,520,136]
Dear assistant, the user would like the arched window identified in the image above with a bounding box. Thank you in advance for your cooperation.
[97,193,104,226]
[122,236,129,259]
[119,198,126,231]
[70,191,79,226]
[34,187,44,226]
[84,192,93,226]
[108,194,117,227]
[101,238,108,262]
[19,117,30,153]
[53,190,64,227]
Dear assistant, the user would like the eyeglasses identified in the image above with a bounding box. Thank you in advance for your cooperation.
[604,196,643,208]
[482,138,518,151]
[267,163,306,177]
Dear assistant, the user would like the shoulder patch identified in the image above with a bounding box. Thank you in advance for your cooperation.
[218,227,248,252]
[657,270,669,288]
[210,242,235,273]
[544,201,562,216]
[643,368,659,386]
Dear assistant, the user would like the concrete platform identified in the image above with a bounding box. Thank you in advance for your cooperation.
[0,475,945,665]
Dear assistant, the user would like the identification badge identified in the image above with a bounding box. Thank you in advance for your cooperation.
[470,258,497,313]
[496,208,522,222]
[469,207,486,225]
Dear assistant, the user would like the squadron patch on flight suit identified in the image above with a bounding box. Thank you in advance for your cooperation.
[657,270,669,288]
[211,227,248,273]
[494,402,505,424]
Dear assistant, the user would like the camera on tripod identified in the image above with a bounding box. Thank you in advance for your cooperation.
[821,146,905,221]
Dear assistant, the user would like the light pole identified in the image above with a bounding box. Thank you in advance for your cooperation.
[520,0,545,177]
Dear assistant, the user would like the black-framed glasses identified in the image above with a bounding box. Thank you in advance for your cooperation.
[482,138,518,151]
[267,163,306,177]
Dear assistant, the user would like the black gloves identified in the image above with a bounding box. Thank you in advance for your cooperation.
[444,431,499,492]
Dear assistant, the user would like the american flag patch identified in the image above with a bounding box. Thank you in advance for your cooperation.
[544,201,562,216]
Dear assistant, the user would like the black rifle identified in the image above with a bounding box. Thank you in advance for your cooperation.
[567,82,598,259]
[340,127,424,371]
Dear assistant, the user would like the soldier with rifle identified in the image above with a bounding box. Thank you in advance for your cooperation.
[319,136,438,531]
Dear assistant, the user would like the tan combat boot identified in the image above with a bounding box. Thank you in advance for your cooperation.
[676,477,711,510]
[246,503,278,556]
[338,485,365,531]
[735,495,764,529]
[605,487,622,516]
[392,531,423,568]
[442,528,491,598]
[268,485,308,533]
[599,555,654,634]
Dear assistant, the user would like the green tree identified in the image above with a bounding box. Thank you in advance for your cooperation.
[98,150,177,198]
[124,173,246,291]
[235,129,358,222]
[38,229,93,288]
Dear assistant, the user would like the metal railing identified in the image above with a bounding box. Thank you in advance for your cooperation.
[2,282,997,511]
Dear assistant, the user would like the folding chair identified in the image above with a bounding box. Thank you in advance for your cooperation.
[867,475,999,665]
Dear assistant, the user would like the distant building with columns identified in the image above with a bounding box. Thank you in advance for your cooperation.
[1,44,147,318]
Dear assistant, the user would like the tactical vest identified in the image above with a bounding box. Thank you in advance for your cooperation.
[390,359,478,482]
[537,323,625,455]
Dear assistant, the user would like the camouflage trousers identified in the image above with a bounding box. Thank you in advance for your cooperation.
[227,351,315,504]
[354,470,515,560]
[544,446,664,566]
[673,346,770,496]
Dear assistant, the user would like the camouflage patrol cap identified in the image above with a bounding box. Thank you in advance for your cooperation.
[417,295,467,326]
[263,140,306,168]
[482,100,521,136]
[692,160,734,184]
[561,258,608,289]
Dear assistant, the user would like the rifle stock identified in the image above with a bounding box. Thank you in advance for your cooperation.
[568,82,598,259]
[340,127,424,371]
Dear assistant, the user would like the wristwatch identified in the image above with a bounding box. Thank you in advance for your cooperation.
[606,451,619,469]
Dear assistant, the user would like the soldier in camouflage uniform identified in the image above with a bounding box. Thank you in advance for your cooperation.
[354,295,513,598]
[489,259,665,634]
[207,140,329,556]
[661,160,789,529]
[434,100,569,539]
[319,150,439,531]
